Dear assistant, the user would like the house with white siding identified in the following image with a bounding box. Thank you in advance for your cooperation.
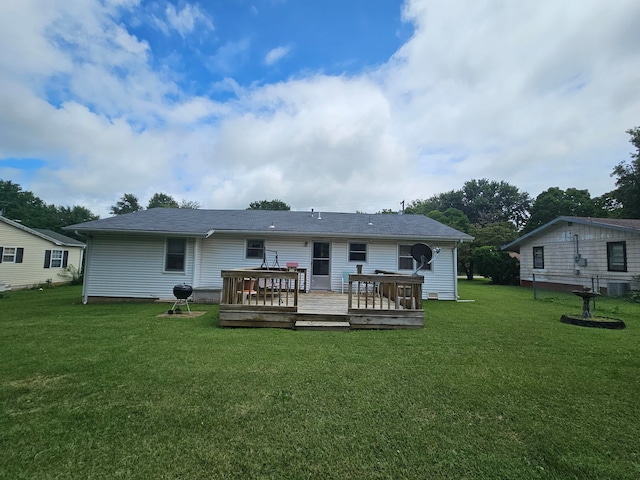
[503,216,640,294]
[65,208,473,305]
[0,215,85,290]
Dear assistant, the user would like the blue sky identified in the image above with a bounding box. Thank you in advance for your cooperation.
[1,0,639,217]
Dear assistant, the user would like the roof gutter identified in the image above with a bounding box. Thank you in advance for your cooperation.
[64,228,210,238]
[208,229,473,242]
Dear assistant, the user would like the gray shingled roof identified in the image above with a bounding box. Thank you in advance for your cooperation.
[503,216,640,251]
[34,229,85,247]
[65,208,473,241]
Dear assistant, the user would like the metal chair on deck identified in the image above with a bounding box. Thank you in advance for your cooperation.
[342,271,350,294]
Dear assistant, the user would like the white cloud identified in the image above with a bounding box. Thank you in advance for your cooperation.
[207,39,251,74]
[1,0,640,218]
[265,46,291,66]
[383,0,640,198]
[164,3,214,37]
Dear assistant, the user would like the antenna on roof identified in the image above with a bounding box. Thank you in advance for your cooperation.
[317,212,322,220]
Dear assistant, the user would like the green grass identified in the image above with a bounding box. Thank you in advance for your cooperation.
[1,282,639,479]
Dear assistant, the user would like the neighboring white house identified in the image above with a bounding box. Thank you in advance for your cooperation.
[65,208,473,304]
[502,216,640,294]
[0,215,85,290]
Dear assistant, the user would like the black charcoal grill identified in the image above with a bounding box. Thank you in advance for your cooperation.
[168,284,193,314]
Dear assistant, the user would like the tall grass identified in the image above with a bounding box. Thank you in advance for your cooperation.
[1,283,638,479]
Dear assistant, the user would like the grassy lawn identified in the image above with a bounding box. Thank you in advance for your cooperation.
[1,282,639,479]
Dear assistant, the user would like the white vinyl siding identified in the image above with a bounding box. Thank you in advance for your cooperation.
[198,235,312,291]
[84,235,193,300]
[84,232,462,301]
[331,239,455,300]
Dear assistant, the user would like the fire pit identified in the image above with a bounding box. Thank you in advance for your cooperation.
[168,284,193,314]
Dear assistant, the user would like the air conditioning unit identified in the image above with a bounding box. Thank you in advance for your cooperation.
[607,282,630,297]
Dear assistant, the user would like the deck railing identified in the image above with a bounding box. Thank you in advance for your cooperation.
[347,273,424,312]
[220,269,299,311]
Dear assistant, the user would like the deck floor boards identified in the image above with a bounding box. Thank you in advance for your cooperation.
[298,292,350,314]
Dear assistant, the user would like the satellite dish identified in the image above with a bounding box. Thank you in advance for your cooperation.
[410,243,440,274]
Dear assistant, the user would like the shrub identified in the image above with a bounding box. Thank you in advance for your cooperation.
[473,246,520,285]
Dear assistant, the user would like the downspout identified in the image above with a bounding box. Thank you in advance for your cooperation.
[454,240,460,299]
[82,236,92,305]
[193,238,202,287]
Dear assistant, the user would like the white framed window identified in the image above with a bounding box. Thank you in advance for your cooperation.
[398,244,431,271]
[50,250,63,268]
[348,242,367,262]
[246,239,265,259]
[44,249,67,269]
[2,247,17,263]
[165,238,186,272]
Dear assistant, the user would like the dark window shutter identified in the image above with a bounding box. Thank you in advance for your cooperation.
[62,250,69,268]
[16,248,24,263]
[44,250,51,268]
[0,247,3,263]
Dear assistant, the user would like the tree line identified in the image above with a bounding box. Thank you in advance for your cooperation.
[110,192,201,214]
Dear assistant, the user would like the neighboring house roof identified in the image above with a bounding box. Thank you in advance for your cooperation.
[503,216,640,251]
[0,216,85,247]
[65,208,474,241]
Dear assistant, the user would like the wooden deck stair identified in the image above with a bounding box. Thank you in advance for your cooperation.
[294,320,351,331]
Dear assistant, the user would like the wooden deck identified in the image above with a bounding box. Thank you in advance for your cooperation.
[219,269,425,330]
[219,291,425,330]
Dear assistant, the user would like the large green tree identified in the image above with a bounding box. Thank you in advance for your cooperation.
[46,205,98,233]
[407,179,531,228]
[610,127,640,218]
[110,193,143,215]
[523,187,597,233]
[247,199,291,211]
[592,192,624,218]
[406,190,464,217]
[148,192,179,209]
[459,179,531,228]
[426,208,470,234]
